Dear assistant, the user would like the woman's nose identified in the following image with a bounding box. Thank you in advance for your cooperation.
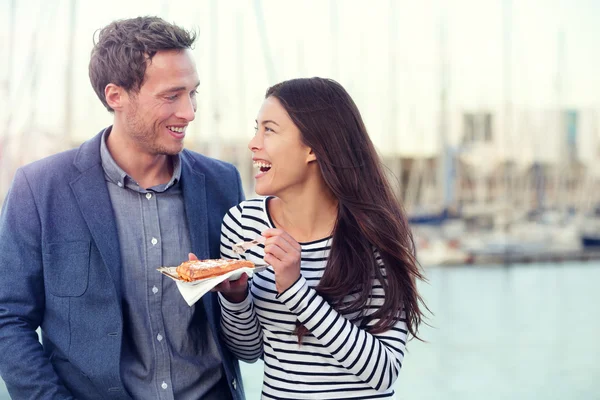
[248,131,261,151]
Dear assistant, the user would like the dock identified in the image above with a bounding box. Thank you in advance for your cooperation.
[461,249,600,266]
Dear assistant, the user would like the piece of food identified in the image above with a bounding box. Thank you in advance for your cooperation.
[175,259,255,282]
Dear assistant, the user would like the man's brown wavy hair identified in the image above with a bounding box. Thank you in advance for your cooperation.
[266,77,428,342]
[89,16,196,112]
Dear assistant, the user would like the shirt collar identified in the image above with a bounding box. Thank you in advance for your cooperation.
[100,127,181,191]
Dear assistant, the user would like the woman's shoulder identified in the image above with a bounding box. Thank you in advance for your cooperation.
[231,196,269,210]
[226,196,270,220]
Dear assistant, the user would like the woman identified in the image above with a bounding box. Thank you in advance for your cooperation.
[217,77,427,399]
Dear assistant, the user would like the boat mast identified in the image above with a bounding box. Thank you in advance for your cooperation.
[553,29,566,211]
[0,0,16,202]
[438,4,451,213]
[64,0,77,147]
[502,0,513,213]
[253,0,277,83]
[208,0,221,158]
[388,0,403,200]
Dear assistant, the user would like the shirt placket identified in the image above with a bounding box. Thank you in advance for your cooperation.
[142,190,174,400]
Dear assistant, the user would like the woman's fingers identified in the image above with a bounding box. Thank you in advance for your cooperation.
[212,279,232,292]
[230,273,249,288]
[262,229,300,251]
[264,242,288,261]
[263,253,278,266]
[213,273,249,290]
[262,230,301,270]
[263,232,301,259]
[211,273,249,303]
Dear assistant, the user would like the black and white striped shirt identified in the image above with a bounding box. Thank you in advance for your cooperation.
[219,197,408,399]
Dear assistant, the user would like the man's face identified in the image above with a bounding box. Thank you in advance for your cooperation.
[123,49,199,156]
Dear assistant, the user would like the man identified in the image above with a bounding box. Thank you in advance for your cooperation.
[0,17,245,399]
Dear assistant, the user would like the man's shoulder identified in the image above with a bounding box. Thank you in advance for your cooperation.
[20,148,80,181]
[19,130,103,181]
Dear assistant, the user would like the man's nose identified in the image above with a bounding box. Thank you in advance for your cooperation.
[176,96,196,122]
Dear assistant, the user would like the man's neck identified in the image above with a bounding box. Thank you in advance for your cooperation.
[106,127,174,189]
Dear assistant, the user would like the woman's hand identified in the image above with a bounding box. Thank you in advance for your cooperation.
[262,229,302,294]
[188,253,249,303]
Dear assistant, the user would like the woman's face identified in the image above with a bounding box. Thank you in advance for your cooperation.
[248,96,316,197]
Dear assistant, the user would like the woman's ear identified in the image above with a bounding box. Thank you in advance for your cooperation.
[306,148,317,163]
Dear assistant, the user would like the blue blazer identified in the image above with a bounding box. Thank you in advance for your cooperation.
[0,131,246,399]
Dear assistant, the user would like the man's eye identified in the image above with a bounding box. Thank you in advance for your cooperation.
[190,90,198,97]
[167,95,178,101]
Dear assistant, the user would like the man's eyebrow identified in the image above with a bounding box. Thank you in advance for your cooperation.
[159,82,200,95]
[255,119,280,126]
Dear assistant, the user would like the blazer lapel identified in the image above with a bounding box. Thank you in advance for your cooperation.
[70,131,122,298]
[181,153,210,260]
[180,153,222,339]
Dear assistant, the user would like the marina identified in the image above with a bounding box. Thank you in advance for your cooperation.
[1,1,599,398]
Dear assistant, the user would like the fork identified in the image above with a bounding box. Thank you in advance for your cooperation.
[232,238,264,254]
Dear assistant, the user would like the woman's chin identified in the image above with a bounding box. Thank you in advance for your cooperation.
[254,187,269,196]
[254,183,278,197]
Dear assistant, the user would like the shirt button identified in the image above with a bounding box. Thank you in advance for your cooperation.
[151,237,158,246]
[117,181,123,187]
[152,286,159,294]
[157,333,163,342]
[146,192,152,200]
[161,381,168,390]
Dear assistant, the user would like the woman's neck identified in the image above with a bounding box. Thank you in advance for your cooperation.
[269,186,338,243]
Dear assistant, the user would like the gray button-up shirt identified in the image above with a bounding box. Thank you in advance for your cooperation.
[100,129,230,400]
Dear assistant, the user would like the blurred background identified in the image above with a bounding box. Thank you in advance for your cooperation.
[1,0,599,399]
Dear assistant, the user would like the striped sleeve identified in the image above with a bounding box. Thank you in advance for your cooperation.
[218,204,263,363]
[276,275,408,392]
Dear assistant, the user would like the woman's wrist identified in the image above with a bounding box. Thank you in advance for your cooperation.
[221,290,248,303]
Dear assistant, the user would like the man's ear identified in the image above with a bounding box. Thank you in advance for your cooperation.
[306,148,317,163]
[105,83,126,110]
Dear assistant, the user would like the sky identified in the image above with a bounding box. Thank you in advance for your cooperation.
[0,0,599,160]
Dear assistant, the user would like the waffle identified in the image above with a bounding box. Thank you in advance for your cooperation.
[175,259,255,281]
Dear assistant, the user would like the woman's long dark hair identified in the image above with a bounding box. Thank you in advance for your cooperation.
[266,77,427,342]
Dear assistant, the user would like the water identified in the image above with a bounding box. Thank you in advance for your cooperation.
[1,262,599,399]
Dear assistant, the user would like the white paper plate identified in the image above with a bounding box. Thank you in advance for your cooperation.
[157,265,268,306]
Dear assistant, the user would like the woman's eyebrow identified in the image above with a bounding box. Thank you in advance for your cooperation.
[255,119,280,126]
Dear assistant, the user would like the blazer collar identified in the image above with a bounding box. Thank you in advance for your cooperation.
[70,128,122,298]
[73,128,106,173]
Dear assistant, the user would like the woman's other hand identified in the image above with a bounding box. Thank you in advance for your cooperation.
[261,229,302,293]
[188,252,249,303]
